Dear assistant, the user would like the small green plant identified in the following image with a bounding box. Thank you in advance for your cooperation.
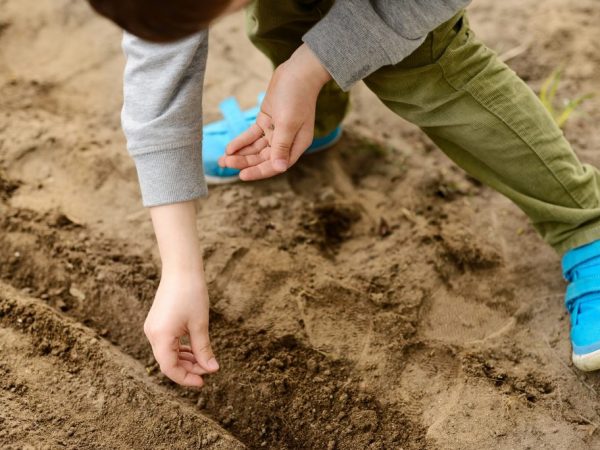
[539,66,595,128]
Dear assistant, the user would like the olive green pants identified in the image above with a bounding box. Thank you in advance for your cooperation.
[245,1,600,256]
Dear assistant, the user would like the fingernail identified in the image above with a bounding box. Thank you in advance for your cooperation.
[206,357,219,371]
[273,159,288,172]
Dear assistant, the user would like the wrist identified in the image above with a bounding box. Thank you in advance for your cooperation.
[160,250,204,278]
[150,200,205,277]
[290,44,332,90]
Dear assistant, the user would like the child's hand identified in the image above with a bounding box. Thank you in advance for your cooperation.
[219,44,332,180]
[144,269,217,387]
[146,201,219,387]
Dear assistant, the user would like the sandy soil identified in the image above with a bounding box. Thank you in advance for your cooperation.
[2,0,600,448]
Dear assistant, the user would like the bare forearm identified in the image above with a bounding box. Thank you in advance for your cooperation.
[149,200,204,277]
[146,200,217,387]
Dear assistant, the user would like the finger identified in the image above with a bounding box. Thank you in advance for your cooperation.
[220,153,268,170]
[179,359,211,376]
[226,123,265,155]
[178,349,213,375]
[270,122,298,172]
[153,336,204,387]
[227,128,264,155]
[178,350,198,363]
[174,345,200,363]
[234,136,270,156]
[219,143,271,167]
[189,324,219,373]
[289,124,315,165]
[239,159,282,181]
[220,145,270,169]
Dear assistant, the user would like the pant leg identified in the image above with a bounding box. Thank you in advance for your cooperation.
[362,11,600,257]
[244,0,348,137]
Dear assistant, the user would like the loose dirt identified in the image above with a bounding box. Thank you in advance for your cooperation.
[2,0,600,448]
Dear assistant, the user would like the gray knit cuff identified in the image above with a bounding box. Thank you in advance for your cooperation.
[130,142,208,207]
[303,31,388,92]
[302,0,425,91]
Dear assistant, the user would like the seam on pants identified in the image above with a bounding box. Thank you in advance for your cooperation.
[436,60,587,210]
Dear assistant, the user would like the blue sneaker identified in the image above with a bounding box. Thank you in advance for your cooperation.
[203,94,342,185]
[561,239,600,371]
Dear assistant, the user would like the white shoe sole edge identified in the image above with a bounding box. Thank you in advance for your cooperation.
[572,349,600,371]
[205,174,240,185]
[205,131,343,186]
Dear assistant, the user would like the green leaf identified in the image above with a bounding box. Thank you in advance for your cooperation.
[555,93,596,128]
[538,65,595,128]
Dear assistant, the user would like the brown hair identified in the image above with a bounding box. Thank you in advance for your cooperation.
[88,0,232,42]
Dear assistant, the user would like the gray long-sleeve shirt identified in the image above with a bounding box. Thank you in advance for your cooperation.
[122,0,470,207]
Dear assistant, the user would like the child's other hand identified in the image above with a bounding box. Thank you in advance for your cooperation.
[219,44,332,180]
[146,201,219,388]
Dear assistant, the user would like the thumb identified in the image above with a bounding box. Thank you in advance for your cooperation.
[270,123,297,173]
[190,324,219,373]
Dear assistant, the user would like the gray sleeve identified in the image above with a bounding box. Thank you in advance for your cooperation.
[121,30,209,207]
[302,0,471,91]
